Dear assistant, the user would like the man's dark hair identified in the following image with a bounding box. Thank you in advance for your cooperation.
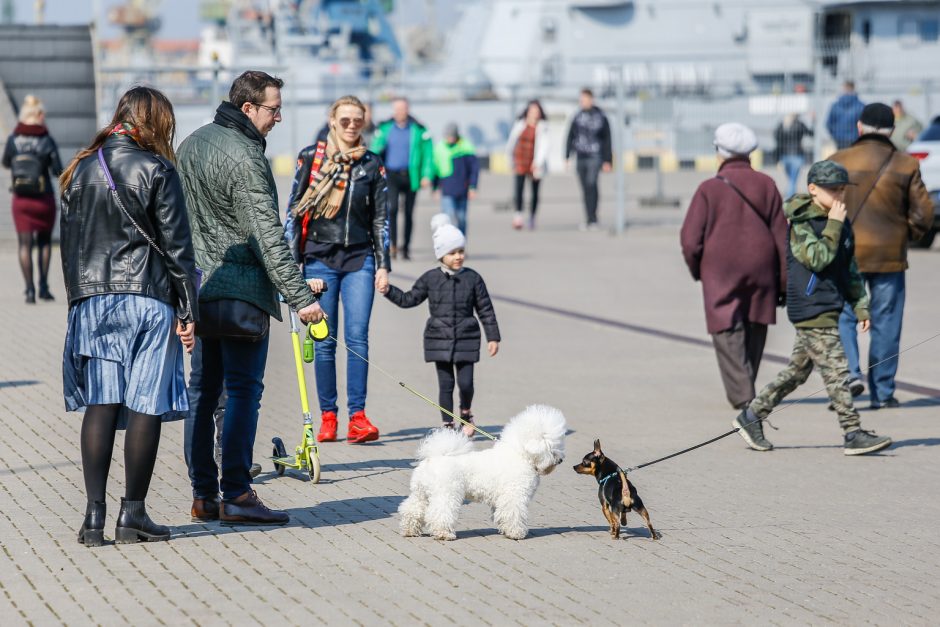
[229,71,284,109]
[580,88,594,98]
[843,80,855,91]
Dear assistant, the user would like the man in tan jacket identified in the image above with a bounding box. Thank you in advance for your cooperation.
[830,102,934,409]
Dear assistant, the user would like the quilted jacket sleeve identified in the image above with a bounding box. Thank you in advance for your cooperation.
[473,274,501,342]
[151,164,200,322]
[229,154,316,311]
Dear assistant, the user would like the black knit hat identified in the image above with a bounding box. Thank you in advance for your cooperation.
[859,103,894,129]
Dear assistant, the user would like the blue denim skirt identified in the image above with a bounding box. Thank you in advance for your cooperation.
[63,294,188,429]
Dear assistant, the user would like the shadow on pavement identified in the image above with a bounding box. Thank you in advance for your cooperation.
[172,495,405,539]
[890,437,940,449]
[252,457,414,485]
[0,380,40,389]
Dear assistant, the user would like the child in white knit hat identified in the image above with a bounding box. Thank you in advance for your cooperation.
[379,214,501,436]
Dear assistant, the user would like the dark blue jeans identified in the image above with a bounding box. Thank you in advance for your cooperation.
[838,271,906,403]
[186,334,269,501]
[304,254,375,415]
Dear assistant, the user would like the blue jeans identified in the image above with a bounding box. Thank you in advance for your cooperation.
[304,254,375,415]
[441,195,469,236]
[838,271,906,403]
[186,334,269,501]
[780,155,804,198]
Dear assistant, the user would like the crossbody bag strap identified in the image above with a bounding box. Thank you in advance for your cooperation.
[715,175,771,229]
[96,147,166,258]
[850,149,895,223]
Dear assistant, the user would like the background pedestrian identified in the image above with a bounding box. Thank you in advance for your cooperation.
[890,100,923,150]
[826,81,865,150]
[507,99,549,230]
[565,88,612,230]
[433,122,479,235]
[2,94,63,303]
[773,112,813,198]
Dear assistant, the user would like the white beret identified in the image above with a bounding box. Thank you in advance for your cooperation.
[713,122,758,157]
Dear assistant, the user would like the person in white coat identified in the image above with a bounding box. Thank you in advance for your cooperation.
[506,100,550,229]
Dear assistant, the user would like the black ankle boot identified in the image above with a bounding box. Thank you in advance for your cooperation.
[77,501,106,547]
[38,281,54,301]
[115,498,170,544]
[25,286,36,304]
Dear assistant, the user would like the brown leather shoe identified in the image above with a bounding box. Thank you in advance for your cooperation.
[191,497,220,522]
[220,490,289,526]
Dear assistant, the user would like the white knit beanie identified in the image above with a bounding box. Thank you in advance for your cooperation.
[433,224,466,259]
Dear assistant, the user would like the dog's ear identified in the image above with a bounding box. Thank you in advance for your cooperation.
[593,439,602,455]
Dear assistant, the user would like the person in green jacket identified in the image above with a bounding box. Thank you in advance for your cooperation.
[432,122,479,235]
[177,71,324,527]
[370,97,433,260]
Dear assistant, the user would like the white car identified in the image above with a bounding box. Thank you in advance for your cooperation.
[906,116,940,248]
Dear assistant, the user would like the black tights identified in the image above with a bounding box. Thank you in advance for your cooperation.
[81,404,163,503]
[17,231,52,292]
[513,174,541,217]
[435,361,474,423]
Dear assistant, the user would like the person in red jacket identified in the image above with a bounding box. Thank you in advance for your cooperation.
[681,123,788,411]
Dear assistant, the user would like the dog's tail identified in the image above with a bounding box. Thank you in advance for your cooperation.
[416,428,474,460]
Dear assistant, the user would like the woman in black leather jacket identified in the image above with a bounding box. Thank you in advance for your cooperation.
[59,86,199,547]
[287,94,390,444]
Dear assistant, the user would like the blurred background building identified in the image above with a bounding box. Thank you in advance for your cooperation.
[1,0,940,172]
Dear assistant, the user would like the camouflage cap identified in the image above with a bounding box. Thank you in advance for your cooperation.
[807,160,854,187]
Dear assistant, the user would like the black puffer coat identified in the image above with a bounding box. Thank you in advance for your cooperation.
[385,267,500,363]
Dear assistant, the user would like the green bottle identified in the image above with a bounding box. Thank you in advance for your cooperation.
[303,336,315,363]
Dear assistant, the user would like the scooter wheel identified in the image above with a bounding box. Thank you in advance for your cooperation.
[272,437,287,476]
[306,448,321,484]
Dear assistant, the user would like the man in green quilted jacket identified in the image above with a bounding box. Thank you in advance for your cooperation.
[177,71,324,527]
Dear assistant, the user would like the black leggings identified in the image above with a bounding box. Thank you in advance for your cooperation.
[434,361,474,423]
[17,230,52,292]
[81,404,163,503]
[513,174,541,217]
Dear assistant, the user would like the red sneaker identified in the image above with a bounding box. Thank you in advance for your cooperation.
[347,411,379,443]
[317,411,338,442]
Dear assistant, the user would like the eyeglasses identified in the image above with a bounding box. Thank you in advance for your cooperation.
[252,102,281,116]
[338,117,365,129]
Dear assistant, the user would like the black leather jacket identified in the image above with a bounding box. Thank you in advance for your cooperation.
[60,134,199,322]
[286,142,390,270]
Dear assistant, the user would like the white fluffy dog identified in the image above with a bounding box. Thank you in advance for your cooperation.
[398,405,567,541]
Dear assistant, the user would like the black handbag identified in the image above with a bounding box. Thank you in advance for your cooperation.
[196,298,270,342]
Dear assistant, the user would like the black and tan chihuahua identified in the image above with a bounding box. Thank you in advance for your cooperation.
[573,439,659,540]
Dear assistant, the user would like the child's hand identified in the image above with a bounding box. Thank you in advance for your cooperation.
[829,199,847,222]
[860,319,871,333]
[488,341,499,357]
[307,278,326,294]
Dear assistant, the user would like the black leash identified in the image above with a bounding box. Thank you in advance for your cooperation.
[621,428,741,474]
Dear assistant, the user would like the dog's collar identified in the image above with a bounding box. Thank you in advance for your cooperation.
[598,471,619,485]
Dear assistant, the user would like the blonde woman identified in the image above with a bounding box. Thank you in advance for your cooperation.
[60,86,198,546]
[288,95,390,444]
[2,94,63,302]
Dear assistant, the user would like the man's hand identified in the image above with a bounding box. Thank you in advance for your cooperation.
[298,301,324,324]
[487,341,499,357]
[177,320,195,354]
[860,319,871,333]
[306,278,326,294]
[829,199,847,222]
[421,178,431,189]
[602,162,612,173]
[433,189,441,200]
[565,159,572,173]
[468,189,477,200]
[375,268,389,294]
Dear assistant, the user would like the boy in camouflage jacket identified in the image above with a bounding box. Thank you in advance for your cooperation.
[733,160,892,456]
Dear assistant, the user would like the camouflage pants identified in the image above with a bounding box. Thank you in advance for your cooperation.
[749,327,861,432]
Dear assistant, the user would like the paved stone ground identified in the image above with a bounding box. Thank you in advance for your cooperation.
[0,171,938,625]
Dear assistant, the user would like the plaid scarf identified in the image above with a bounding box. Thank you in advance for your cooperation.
[293,130,367,221]
[110,122,141,143]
